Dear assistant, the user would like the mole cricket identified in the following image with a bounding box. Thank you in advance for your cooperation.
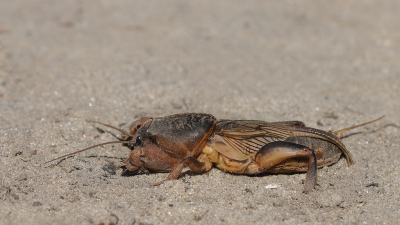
[47,113,383,193]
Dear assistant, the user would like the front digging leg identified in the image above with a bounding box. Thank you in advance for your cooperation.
[152,155,213,186]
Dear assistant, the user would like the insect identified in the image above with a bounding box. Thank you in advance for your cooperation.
[47,113,383,193]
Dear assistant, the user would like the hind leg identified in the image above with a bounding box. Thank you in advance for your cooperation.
[246,141,317,193]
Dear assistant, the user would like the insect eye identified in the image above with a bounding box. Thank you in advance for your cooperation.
[135,136,142,146]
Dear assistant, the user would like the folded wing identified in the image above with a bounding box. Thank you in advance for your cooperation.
[213,120,305,159]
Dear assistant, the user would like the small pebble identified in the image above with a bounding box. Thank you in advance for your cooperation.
[102,164,116,175]
[265,184,279,189]
[32,201,42,206]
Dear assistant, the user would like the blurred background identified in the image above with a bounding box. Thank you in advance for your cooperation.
[0,1,399,224]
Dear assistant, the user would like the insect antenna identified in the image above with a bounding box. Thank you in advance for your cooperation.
[85,119,130,137]
[46,120,133,164]
[45,140,131,164]
[333,116,384,138]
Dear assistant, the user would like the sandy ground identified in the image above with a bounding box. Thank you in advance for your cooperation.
[1,1,399,224]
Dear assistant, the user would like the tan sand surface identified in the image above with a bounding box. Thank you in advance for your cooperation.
[0,1,399,224]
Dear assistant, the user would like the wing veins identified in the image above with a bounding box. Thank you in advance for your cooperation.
[216,120,295,156]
